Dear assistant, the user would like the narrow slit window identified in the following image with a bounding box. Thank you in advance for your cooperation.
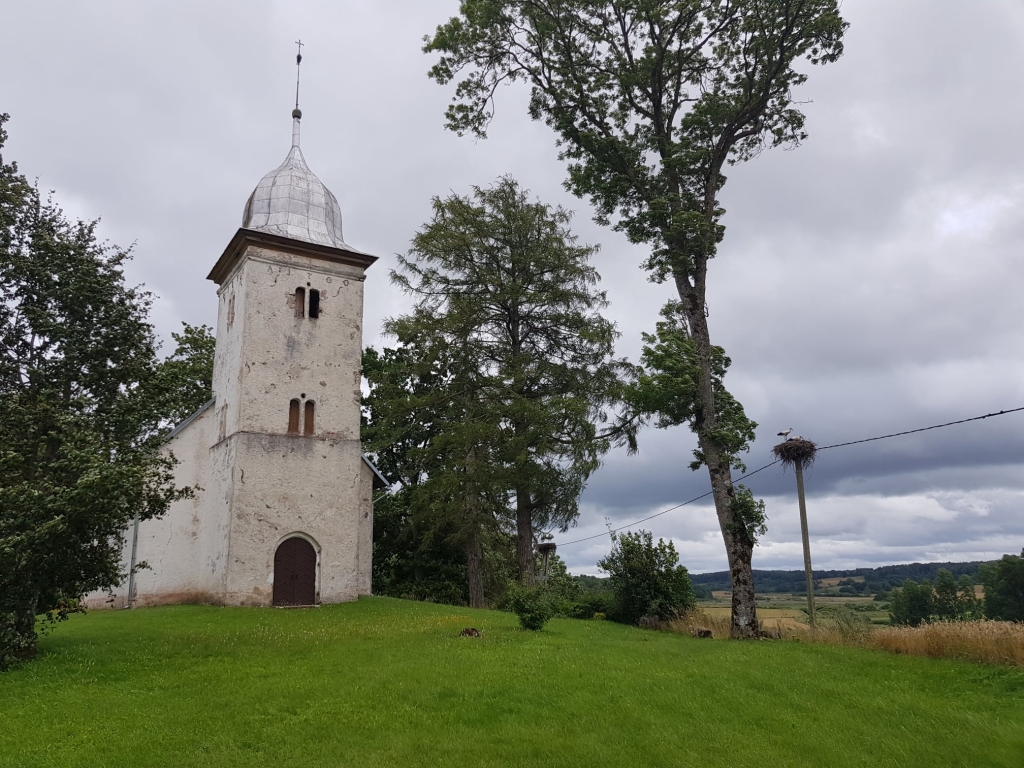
[294,287,306,318]
[308,289,320,319]
[288,399,301,434]
[304,401,315,435]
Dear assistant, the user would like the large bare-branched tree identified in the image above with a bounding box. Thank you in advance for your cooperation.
[425,0,847,637]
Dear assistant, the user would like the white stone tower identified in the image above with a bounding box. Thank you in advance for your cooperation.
[203,102,384,606]
[86,95,386,610]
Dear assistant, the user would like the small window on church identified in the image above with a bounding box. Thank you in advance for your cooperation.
[304,400,315,435]
[288,399,301,434]
[294,287,306,318]
[308,289,320,319]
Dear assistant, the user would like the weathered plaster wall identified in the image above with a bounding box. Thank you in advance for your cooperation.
[223,246,365,441]
[82,405,228,608]
[212,243,372,606]
[212,266,246,442]
[86,239,374,610]
[221,432,370,605]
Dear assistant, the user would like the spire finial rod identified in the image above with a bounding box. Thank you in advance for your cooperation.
[292,40,304,148]
[294,39,304,112]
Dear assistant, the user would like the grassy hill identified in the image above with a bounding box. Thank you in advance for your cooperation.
[2,597,1023,767]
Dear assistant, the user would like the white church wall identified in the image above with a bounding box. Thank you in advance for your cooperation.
[356,461,374,596]
[221,432,370,605]
[212,265,246,442]
[82,404,226,608]
[232,247,365,441]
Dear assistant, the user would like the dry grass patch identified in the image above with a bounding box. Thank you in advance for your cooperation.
[672,609,732,638]
[678,607,1024,667]
[870,621,1024,666]
[671,609,808,639]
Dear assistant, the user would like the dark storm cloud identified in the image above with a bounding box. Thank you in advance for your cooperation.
[2,1,1022,574]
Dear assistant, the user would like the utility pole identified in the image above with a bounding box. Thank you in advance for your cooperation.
[773,436,818,628]
[794,460,815,627]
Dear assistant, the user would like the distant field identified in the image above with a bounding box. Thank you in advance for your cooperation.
[698,606,808,632]
[819,576,865,586]
[2,598,1023,767]
[702,591,890,625]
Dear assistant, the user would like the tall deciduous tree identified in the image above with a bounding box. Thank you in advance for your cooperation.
[385,176,634,588]
[0,114,189,668]
[425,0,847,637]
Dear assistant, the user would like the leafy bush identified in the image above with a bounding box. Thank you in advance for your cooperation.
[889,579,934,627]
[816,606,871,642]
[505,584,555,631]
[979,550,1024,622]
[890,569,983,626]
[559,592,614,620]
[598,530,696,625]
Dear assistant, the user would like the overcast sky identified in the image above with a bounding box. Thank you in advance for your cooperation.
[3,1,1023,575]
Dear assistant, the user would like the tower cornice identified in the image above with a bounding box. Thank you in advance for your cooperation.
[207,227,378,286]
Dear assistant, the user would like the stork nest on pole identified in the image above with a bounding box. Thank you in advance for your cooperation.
[536,542,558,555]
[772,438,817,470]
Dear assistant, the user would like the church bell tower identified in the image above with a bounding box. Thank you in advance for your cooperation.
[202,85,383,606]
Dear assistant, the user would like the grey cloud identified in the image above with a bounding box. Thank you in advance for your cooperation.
[3,0,1022,575]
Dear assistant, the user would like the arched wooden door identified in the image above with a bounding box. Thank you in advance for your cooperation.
[273,537,317,606]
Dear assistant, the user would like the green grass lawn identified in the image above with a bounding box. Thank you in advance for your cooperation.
[2,597,1023,767]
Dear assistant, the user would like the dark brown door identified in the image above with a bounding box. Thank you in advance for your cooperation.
[273,537,317,606]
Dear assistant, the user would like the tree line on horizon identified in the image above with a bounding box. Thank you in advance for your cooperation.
[688,560,995,596]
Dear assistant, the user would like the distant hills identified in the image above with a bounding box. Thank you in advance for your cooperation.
[574,560,994,598]
[689,561,993,595]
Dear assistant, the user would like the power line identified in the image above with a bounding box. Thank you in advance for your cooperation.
[817,407,1024,451]
[555,458,780,547]
[556,405,1024,548]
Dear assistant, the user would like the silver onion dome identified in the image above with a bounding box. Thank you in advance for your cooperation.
[242,111,347,248]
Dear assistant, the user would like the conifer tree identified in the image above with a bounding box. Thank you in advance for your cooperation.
[378,177,634,591]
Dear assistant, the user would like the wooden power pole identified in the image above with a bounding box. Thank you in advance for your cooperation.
[773,437,818,628]
[794,460,816,627]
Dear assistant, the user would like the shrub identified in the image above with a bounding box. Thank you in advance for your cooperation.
[576,592,614,619]
[815,606,871,643]
[889,579,934,627]
[890,570,985,626]
[598,530,696,625]
[979,550,1024,622]
[505,584,555,631]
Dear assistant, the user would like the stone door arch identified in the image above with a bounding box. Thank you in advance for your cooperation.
[273,536,317,606]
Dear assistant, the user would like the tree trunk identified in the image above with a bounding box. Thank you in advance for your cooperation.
[675,272,759,639]
[515,485,535,585]
[4,603,39,666]
[464,446,486,607]
[465,523,486,608]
